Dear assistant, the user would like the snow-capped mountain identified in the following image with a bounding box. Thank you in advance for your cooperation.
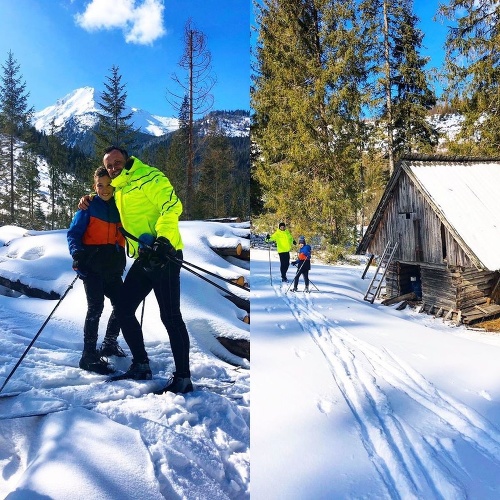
[428,112,464,147]
[32,87,250,153]
[199,111,251,138]
[32,87,179,145]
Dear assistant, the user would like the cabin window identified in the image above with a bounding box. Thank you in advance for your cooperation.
[440,223,447,260]
[405,213,411,219]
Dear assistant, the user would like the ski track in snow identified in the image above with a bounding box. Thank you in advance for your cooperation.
[273,283,500,499]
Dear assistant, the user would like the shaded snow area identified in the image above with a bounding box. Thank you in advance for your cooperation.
[0,222,249,499]
[251,247,500,499]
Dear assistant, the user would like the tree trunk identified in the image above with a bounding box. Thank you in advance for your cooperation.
[383,0,394,174]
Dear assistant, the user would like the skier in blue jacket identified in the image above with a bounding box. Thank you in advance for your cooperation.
[291,235,312,292]
[67,166,126,374]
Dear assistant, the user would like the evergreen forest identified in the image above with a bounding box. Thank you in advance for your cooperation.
[251,0,500,259]
[0,55,250,231]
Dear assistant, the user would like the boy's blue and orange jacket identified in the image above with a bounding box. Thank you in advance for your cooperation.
[67,195,126,275]
[298,244,312,261]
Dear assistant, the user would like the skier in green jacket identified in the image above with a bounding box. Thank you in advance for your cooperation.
[80,146,192,394]
[266,222,296,282]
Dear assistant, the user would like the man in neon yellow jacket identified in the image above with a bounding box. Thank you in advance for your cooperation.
[99,146,192,393]
[266,222,296,282]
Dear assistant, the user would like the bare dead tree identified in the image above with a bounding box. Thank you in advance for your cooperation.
[167,19,216,219]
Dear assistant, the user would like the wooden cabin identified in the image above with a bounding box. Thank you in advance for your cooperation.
[357,155,500,324]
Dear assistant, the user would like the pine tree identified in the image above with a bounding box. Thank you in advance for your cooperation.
[94,65,137,157]
[391,4,438,156]
[440,0,500,154]
[64,153,94,230]
[166,96,190,207]
[252,0,367,244]
[0,51,34,223]
[361,0,437,168]
[194,119,236,219]
[15,149,43,229]
[46,119,68,230]
[167,19,216,220]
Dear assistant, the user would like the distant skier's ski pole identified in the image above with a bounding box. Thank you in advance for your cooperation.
[285,259,306,293]
[308,278,320,292]
[0,275,79,396]
[118,228,249,303]
[268,242,272,286]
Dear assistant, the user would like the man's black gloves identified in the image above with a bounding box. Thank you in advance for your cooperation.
[265,234,270,241]
[293,240,297,245]
[72,249,88,277]
[152,236,176,259]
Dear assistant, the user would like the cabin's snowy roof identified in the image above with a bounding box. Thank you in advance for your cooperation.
[358,156,500,271]
[406,160,500,271]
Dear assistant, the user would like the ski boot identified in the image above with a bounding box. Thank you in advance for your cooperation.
[108,359,152,381]
[154,374,193,395]
[99,339,127,357]
[79,351,114,375]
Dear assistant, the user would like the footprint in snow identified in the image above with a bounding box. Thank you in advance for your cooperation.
[277,323,286,330]
[317,398,334,415]
[479,390,492,401]
[20,246,45,260]
[293,347,308,359]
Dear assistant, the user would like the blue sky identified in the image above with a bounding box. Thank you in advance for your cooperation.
[413,0,451,96]
[250,0,452,99]
[0,0,249,117]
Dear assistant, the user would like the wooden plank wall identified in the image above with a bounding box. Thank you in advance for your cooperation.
[389,264,499,321]
[456,268,499,310]
[365,171,474,268]
[385,263,399,298]
[420,265,457,311]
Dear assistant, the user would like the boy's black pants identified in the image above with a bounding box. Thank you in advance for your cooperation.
[83,273,122,351]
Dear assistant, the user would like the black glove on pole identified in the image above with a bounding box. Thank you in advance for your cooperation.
[152,236,177,259]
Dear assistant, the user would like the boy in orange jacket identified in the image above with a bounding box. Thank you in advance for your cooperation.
[67,167,126,374]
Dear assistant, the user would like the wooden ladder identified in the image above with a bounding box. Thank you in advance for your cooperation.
[363,241,399,303]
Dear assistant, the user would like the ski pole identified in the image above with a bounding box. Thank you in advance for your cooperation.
[307,278,320,292]
[285,259,306,293]
[177,258,249,291]
[140,298,146,327]
[119,227,249,292]
[0,275,79,395]
[177,259,249,304]
[268,242,272,286]
[118,228,249,305]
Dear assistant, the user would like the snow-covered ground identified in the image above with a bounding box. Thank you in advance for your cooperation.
[0,222,250,499]
[251,247,500,499]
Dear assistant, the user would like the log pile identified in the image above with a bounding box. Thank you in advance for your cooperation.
[0,275,60,300]
[216,337,250,361]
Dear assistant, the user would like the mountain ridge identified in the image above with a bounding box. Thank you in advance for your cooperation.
[32,86,250,154]
[33,86,179,142]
